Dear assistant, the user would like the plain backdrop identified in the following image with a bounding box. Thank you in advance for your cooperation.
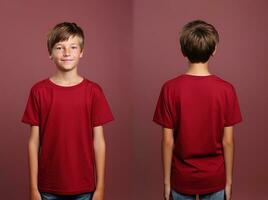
[0,0,132,199]
[0,0,267,199]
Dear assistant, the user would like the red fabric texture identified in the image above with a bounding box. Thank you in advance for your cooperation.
[22,78,114,195]
[153,74,242,194]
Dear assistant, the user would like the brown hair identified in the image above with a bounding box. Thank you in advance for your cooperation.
[47,22,84,55]
[179,20,219,63]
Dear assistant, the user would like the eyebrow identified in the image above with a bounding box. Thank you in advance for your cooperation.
[55,43,79,46]
[55,43,79,45]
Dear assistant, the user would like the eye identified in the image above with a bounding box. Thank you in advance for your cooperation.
[56,47,62,50]
[71,46,78,49]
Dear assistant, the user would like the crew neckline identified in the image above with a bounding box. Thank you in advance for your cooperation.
[47,77,86,89]
[182,73,215,78]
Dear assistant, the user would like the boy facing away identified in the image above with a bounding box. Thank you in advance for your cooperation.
[22,22,114,200]
[153,20,242,200]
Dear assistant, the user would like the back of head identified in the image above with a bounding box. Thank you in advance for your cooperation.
[47,22,84,55]
[180,20,219,63]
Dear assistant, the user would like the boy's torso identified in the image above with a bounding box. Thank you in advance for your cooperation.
[154,74,242,194]
[24,78,102,194]
[36,79,95,194]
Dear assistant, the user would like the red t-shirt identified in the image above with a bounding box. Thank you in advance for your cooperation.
[21,77,114,195]
[153,74,242,195]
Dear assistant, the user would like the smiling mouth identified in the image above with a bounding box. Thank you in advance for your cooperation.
[61,60,73,61]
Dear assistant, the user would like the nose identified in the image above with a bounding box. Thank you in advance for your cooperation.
[63,48,70,56]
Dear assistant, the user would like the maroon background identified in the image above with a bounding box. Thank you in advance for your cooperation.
[0,0,132,199]
[132,0,268,199]
[0,0,267,199]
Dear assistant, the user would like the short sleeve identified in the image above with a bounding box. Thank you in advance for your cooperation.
[153,84,176,129]
[224,85,243,127]
[91,84,114,127]
[21,88,40,126]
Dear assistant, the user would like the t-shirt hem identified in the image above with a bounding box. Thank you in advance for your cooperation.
[224,118,242,127]
[92,117,114,127]
[38,186,95,195]
[21,119,39,126]
[152,118,174,129]
[172,183,225,195]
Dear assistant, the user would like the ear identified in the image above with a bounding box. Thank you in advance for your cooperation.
[212,45,217,56]
[80,50,84,58]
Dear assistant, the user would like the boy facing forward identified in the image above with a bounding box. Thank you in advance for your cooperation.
[22,22,114,200]
[153,20,242,200]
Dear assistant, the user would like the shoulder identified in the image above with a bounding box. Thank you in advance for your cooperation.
[29,78,50,94]
[84,79,104,94]
[160,75,188,92]
[162,75,183,88]
[212,75,236,92]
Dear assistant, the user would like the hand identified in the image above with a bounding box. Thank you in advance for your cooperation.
[92,188,104,200]
[30,189,41,200]
[225,184,232,200]
[164,184,171,200]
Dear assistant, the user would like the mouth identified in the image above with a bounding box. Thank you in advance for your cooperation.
[61,59,73,61]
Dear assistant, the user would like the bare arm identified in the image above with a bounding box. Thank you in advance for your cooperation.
[162,127,174,200]
[222,126,234,200]
[28,125,41,200]
[93,126,106,200]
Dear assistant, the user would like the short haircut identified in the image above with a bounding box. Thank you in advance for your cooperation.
[47,22,84,55]
[179,20,219,63]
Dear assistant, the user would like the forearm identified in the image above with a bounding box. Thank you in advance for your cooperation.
[223,142,234,185]
[93,126,106,190]
[162,128,174,185]
[223,126,234,185]
[28,126,40,192]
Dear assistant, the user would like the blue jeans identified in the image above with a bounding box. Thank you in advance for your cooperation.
[40,192,93,200]
[171,189,224,200]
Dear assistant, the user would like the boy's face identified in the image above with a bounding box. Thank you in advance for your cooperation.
[50,36,83,71]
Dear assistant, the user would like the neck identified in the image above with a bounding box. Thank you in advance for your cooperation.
[51,68,83,84]
[186,61,211,76]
